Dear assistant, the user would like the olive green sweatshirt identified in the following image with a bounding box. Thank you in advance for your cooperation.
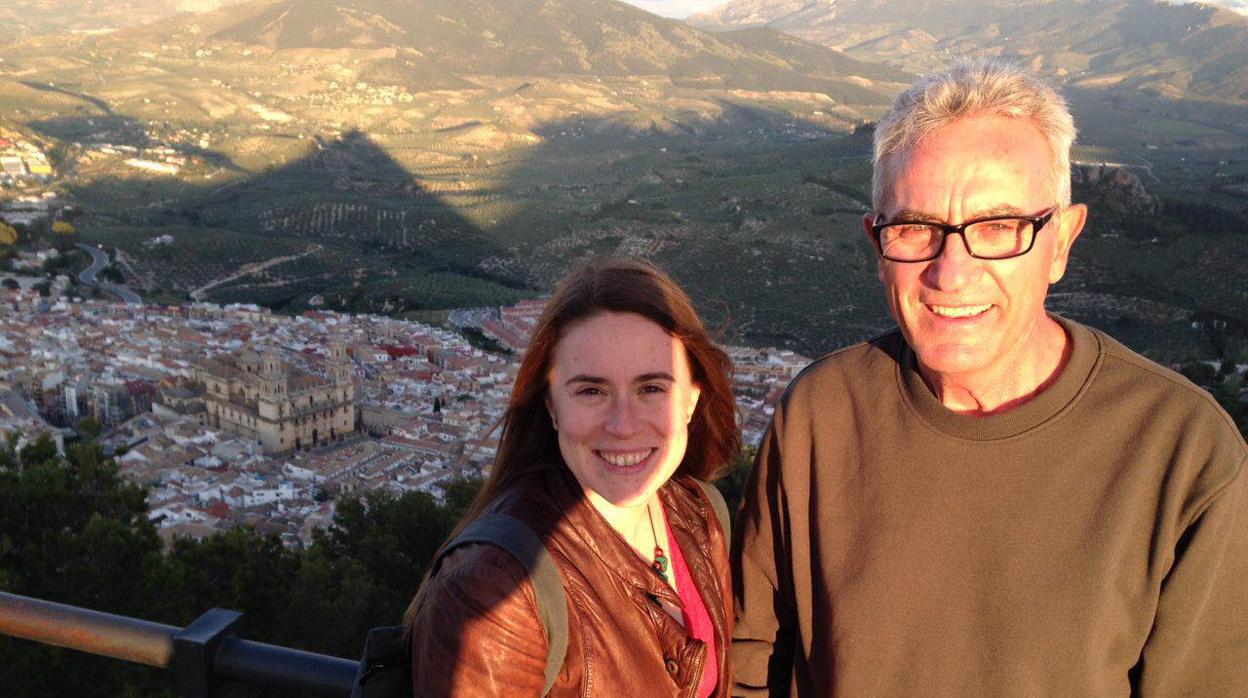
[731,317,1248,697]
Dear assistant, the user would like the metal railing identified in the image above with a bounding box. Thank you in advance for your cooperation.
[0,591,360,697]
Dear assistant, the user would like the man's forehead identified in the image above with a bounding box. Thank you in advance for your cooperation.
[875,115,1055,215]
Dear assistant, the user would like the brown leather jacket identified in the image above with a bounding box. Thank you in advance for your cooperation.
[410,464,733,697]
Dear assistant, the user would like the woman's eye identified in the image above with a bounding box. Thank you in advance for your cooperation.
[575,386,604,397]
[640,384,667,395]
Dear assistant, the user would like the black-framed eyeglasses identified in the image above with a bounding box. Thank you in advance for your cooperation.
[869,207,1059,262]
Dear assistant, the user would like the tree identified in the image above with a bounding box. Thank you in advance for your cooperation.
[0,432,489,697]
[99,266,125,284]
[0,222,16,246]
[1179,361,1217,386]
[51,221,75,236]
[0,433,17,470]
[714,446,755,525]
[75,416,103,441]
[18,432,57,467]
[0,439,168,698]
[316,490,457,610]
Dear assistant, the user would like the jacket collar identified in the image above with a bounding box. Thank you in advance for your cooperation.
[498,463,709,604]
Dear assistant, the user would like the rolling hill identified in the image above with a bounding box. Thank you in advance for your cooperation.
[689,0,1248,102]
[0,0,249,44]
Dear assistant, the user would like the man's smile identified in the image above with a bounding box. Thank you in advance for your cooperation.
[926,304,993,319]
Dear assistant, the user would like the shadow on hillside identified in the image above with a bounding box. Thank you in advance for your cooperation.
[65,86,1248,357]
[71,126,531,314]
[20,80,113,113]
[64,100,895,348]
[29,112,244,172]
[32,114,151,149]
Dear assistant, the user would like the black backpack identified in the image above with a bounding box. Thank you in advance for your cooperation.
[351,480,730,698]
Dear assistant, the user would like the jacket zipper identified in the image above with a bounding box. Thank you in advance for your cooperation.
[684,639,708,698]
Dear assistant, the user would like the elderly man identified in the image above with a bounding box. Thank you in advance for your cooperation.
[731,59,1247,696]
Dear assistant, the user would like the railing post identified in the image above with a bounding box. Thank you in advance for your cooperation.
[174,608,246,698]
[1,592,357,696]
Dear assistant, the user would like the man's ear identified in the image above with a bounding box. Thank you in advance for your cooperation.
[863,211,885,282]
[862,211,877,240]
[1048,203,1087,284]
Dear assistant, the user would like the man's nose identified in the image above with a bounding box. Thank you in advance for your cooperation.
[925,230,982,290]
[604,397,641,437]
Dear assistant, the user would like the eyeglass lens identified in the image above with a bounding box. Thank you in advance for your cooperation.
[880,218,1036,261]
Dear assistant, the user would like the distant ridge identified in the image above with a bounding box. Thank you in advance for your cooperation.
[0,0,249,43]
[690,0,1248,102]
[116,0,910,104]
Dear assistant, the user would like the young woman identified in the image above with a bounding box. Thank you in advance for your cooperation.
[406,258,739,696]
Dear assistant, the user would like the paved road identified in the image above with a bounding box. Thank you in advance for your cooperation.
[75,243,142,304]
[447,306,499,328]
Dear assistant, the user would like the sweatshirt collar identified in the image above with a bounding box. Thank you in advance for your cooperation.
[896,314,1103,441]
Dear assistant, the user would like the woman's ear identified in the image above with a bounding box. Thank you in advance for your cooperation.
[686,383,702,424]
[545,395,558,431]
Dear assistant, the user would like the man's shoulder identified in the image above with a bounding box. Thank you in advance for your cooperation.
[787,328,905,393]
[1085,323,1246,456]
[1092,325,1229,411]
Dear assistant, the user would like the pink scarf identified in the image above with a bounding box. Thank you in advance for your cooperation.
[665,514,718,697]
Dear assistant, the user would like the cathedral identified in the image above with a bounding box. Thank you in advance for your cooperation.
[194,342,355,454]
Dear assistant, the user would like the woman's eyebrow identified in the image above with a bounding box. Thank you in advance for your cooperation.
[564,372,675,385]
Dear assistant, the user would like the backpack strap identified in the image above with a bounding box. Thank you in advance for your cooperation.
[438,513,569,696]
[351,625,408,698]
[693,479,731,549]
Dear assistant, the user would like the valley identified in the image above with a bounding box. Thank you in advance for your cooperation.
[1,0,1246,361]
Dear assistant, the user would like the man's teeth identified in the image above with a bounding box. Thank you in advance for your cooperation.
[929,304,990,318]
[600,450,652,467]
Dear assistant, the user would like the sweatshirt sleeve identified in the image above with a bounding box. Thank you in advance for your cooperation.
[411,544,549,697]
[1135,452,1248,696]
[731,413,797,697]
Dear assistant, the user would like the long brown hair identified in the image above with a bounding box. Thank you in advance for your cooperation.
[404,257,738,627]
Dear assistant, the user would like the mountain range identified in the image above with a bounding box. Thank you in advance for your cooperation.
[111,0,909,101]
[690,0,1248,102]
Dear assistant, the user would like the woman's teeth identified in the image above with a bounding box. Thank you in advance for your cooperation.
[599,449,653,467]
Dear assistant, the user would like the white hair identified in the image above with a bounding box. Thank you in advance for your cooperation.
[871,58,1077,209]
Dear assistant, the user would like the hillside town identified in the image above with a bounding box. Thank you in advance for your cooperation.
[0,290,807,549]
[0,128,53,185]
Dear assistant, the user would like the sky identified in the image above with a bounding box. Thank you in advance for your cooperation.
[618,0,729,18]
